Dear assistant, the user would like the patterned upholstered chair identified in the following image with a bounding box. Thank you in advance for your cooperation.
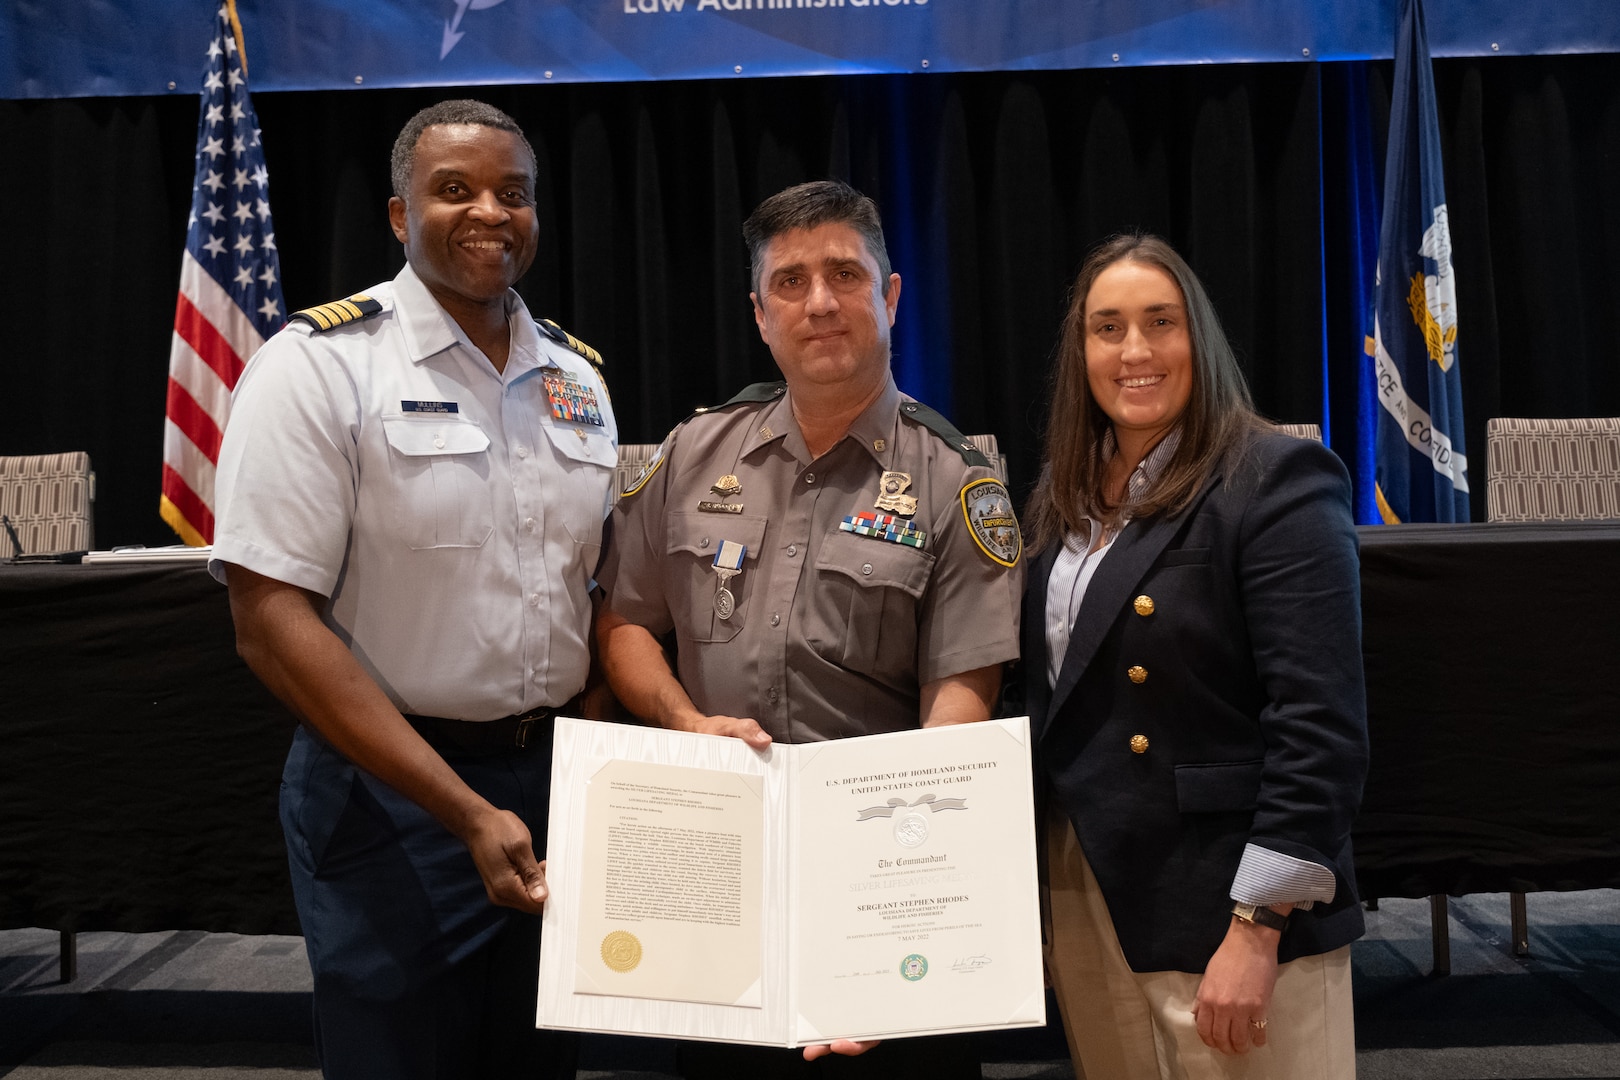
[1485,417,1620,957]
[0,452,95,557]
[1486,417,1620,522]
[965,433,1009,486]
[1274,422,1324,442]
[613,443,662,503]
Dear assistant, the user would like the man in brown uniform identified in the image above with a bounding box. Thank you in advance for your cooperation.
[596,179,1023,1078]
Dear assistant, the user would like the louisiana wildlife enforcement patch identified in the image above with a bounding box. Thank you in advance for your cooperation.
[960,479,1021,567]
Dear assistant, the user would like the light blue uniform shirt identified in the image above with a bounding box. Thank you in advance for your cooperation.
[212,263,617,720]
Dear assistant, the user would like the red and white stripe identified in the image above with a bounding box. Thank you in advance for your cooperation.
[160,250,265,545]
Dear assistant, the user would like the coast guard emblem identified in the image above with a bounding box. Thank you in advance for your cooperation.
[960,479,1021,567]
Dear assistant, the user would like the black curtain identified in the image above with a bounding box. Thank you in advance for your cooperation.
[2,53,1616,547]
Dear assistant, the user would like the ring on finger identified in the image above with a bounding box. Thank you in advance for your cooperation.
[1248,1018,1268,1030]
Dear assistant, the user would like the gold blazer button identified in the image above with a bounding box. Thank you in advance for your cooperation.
[1127,665,1148,684]
[1130,734,1150,754]
[1133,595,1155,616]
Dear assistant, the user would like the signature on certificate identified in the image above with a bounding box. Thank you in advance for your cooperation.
[951,955,993,972]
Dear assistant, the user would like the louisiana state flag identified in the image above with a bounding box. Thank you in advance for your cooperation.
[1366,0,1469,523]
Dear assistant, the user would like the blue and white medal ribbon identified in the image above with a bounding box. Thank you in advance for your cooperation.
[712,540,746,620]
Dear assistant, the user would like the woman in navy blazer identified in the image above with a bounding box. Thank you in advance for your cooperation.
[1022,235,1366,1079]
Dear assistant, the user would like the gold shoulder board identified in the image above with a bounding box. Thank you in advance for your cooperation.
[538,318,604,367]
[288,294,383,332]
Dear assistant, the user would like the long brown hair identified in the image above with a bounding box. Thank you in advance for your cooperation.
[1024,234,1263,553]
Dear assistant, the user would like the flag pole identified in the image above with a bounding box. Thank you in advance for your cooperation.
[226,0,248,77]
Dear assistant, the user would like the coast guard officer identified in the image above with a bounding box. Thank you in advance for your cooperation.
[211,99,614,1079]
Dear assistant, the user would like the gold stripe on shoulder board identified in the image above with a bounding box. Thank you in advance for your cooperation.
[564,329,602,367]
[290,293,381,332]
[538,318,604,367]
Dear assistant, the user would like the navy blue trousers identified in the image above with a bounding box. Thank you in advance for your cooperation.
[281,724,576,1079]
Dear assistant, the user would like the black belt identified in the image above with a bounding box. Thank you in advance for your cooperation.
[403,705,561,754]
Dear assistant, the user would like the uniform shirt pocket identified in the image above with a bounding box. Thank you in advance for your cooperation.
[540,425,616,576]
[540,415,618,468]
[665,512,769,643]
[1174,759,1265,814]
[806,530,936,689]
[381,415,494,550]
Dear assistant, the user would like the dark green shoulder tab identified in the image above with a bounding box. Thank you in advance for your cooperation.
[537,319,603,367]
[288,294,382,332]
[687,381,787,418]
[899,400,990,468]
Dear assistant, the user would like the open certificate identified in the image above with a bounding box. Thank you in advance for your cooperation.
[537,716,1045,1047]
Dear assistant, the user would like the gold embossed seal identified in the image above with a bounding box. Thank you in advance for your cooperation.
[601,930,643,973]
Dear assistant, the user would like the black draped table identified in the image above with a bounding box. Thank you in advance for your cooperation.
[0,559,300,936]
[1353,521,1620,900]
[3,522,1618,942]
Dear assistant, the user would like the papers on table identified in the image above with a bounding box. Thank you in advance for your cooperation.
[81,545,211,565]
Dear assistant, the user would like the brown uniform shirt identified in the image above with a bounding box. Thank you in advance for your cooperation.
[600,374,1023,743]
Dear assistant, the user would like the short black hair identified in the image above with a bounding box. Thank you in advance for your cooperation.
[390,99,535,200]
[742,180,893,296]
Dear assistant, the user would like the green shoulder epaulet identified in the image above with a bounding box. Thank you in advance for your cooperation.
[899,399,990,468]
[687,381,787,419]
[620,382,785,501]
[537,319,603,368]
[288,294,382,332]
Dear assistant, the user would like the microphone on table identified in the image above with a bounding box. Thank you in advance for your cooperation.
[1,514,24,558]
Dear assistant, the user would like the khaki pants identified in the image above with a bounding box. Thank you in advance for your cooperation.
[1043,809,1356,1080]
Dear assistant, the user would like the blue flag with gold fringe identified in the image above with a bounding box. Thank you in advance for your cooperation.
[1367,0,1469,523]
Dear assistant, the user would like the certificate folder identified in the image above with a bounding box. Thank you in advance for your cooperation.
[537,716,1045,1047]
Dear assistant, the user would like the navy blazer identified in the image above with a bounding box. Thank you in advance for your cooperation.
[1024,432,1368,973]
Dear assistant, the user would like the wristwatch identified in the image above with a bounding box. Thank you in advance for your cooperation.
[1231,901,1289,931]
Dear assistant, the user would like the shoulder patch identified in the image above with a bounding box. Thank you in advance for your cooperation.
[288,294,382,332]
[618,382,784,501]
[960,478,1022,568]
[899,400,990,468]
[618,438,667,500]
[538,318,604,368]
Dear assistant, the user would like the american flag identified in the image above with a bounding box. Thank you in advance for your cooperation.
[161,2,284,546]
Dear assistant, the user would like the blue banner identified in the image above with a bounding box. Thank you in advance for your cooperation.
[4,0,1617,100]
[1367,0,1468,523]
